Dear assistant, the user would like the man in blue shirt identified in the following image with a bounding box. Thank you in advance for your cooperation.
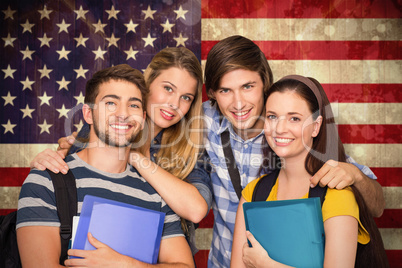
[202,35,385,267]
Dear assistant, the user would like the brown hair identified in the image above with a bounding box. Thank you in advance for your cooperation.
[204,35,273,106]
[84,64,148,108]
[262,76,389,267]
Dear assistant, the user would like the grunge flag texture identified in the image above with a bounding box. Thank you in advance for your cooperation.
[0,0,401,267]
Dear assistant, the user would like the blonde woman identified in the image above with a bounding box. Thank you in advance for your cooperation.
[30,47,211,256]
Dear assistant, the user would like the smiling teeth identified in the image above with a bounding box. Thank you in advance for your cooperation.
[161,110,173,117]
[111,124,129,130]
[234,110,249,116]
[275,138,292,143]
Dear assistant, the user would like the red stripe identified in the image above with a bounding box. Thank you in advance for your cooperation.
[371,168,402,187]
[202,0,401,19]
[0,209,17,216]
[339,125,402,144]
[1,167,400,188]
[323,84,402,103]
[202,41,402,60]
[385,250,402,268]
[0,168,30,186]
[375,209,402,229]
[198,209,214,228]
[194,250,209,267]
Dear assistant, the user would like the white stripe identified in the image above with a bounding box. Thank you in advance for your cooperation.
[201,18,401,41]
[78,178,162,203]
[344,144,402,168]
[201,60,402,84]
[3,187,400,210]
[0,186,20,209]
[379,228,402,250]
[383,187,402,209]
[195,228,213,250]
[18,197,56,210]
[0,143,57,167]
[195,228,402,251]
[332,103,402,125]
[0,143,400,167]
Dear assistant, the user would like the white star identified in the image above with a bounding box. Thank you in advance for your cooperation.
[142,5,156,20]
[160,19,175,33]
[124,46,138,60]
[38,119,52,134]
[56,76,71,91]
[106,5,120,20]
[20,76,35,90]
[38,92,52,106]
[125,19,138,33]
[38,64,52,79]
[2,120,16,134]
[56,19,71,34]
[3,33,16,47]
[2,64,16,79]
[20,19,35,33]
[20,46,35,61]
[56,46,71,60]
[93,19,107,34]
[74,33,89,48]
[174,33,188,47]
[106,33,120,47]
[20,104,35,119]
[174,5,188,20]
[56,104,70,119]
[74,91,85,105]
[74,65,88,79]
[38,5,53,20]
[2,5,16,20]
[38,33,53,47]
[74,5,88,20]
[2,92,16,106]
[74,119,84,132]
[93,46,107,60]
[142,33,156,48]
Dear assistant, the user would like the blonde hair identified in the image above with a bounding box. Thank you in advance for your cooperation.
[143,47,204,180]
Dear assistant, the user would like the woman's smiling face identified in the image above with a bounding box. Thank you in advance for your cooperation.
[146,67,197,134]
[264,90,321,162]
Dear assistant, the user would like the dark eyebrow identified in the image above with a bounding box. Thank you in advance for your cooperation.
[219,81,257,91]
[101,94,120,101]
[129,97,143,104]
[101,95,142,104]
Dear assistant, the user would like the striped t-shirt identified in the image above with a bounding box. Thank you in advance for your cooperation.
[17,153,183,239]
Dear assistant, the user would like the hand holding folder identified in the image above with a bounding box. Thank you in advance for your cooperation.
[72,195,165,264]
[243,198,325,268]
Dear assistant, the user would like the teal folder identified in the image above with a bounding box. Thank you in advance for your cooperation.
[72,195,165,264]
[243,198,325,268]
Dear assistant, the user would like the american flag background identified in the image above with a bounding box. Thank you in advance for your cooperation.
[0,0,400,267]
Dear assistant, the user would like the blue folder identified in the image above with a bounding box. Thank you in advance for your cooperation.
[243,198,325,268]
[72,195,165,264]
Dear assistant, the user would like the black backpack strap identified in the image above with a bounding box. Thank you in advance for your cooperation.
[221,129,243,199]
[252,169,280,202]
[308,185,328,207]
[47,170,77,265]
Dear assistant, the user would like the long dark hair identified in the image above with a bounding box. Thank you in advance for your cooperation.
[262,76,389,267]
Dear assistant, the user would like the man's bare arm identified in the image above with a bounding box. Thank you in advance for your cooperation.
[17,226,64,268]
